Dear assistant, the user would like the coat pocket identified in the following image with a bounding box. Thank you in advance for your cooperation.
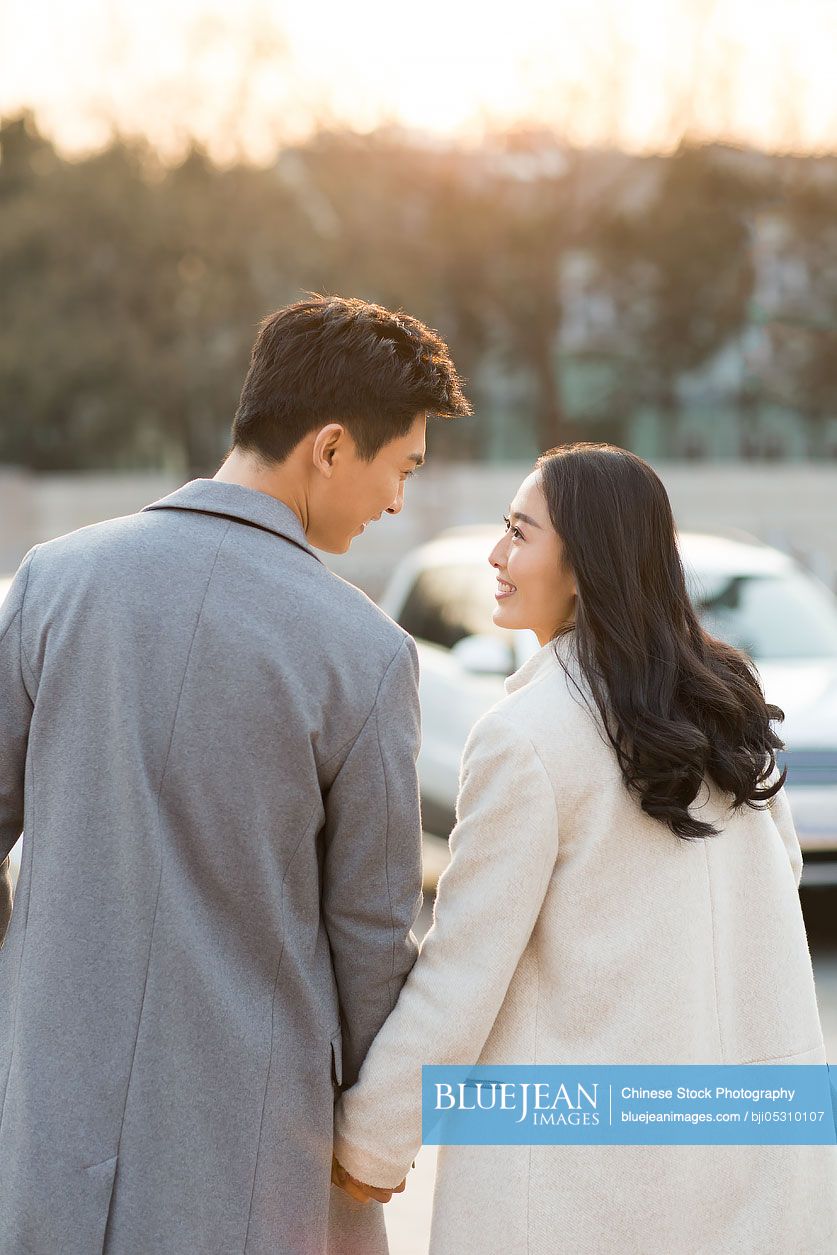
[0,1151,118,1255]
[330,1029,343,1089]
[79,1154,119,1254]
[742,1042,826,1065]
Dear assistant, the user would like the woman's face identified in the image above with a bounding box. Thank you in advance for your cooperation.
[488,470,576,646]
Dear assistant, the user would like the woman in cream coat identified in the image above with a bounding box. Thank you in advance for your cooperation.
[332,443,837,1254]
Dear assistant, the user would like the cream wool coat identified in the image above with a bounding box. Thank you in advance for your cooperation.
[333,630,837,1255]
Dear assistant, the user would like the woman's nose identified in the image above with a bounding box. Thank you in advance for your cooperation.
[488,537,506,568]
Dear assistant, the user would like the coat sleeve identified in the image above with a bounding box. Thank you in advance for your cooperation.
[321,635,424,1090]
[768,782,803,889]
[0,548,37,942]
[332,709,559,1189]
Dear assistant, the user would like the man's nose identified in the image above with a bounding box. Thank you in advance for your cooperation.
[386,482,405,515]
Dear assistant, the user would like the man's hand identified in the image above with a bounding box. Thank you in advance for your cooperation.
[331,1154,407,1204]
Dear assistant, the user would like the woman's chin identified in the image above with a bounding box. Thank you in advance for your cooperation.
[494,606,531,638]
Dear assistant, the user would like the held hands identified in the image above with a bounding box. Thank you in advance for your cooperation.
[330,1153,412,1204]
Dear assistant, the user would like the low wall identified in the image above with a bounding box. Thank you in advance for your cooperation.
[1,464,836,598]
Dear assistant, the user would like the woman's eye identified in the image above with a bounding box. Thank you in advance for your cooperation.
[503,516,523,540]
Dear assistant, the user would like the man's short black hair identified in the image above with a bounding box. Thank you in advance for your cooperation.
[231,294,472,463]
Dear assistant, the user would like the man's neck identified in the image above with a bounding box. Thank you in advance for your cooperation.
[213,448,307,528]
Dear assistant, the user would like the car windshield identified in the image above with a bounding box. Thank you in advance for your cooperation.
[397,560,837,661]
[687,568,837,661]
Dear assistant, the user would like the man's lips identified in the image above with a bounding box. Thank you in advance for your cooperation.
[357,514,383,533]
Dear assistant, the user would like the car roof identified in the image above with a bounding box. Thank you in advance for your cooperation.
[405,526,794,576]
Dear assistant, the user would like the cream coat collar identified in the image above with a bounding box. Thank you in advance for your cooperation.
[504,629,578,695]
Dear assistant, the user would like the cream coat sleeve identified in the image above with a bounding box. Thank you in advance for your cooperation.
[332,709,559,1189]
[768,783,803,889]
[762,754,803,890]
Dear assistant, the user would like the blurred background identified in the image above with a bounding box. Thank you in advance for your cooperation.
[2,4,836,1249]
[2,0,837,588]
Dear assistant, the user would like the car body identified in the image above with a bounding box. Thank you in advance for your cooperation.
[378,528,837,888]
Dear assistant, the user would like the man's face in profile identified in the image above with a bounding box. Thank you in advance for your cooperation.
[307,412,427,553]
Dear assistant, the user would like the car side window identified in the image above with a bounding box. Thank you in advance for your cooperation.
[397,565,503,650]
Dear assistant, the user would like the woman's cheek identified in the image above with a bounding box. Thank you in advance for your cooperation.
[508,549,526,587]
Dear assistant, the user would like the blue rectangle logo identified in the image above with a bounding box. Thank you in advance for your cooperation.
[421,1065,837,1145]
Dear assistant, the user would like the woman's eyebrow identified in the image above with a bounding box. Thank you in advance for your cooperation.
[510,511,541,528]
[407,452,425,466]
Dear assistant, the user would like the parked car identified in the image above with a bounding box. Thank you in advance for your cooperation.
[378,528,837,888]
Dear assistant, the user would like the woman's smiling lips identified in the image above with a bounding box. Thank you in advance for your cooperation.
[495,577,517,600]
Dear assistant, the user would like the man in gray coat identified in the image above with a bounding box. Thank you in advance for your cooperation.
[0,296,470,1254]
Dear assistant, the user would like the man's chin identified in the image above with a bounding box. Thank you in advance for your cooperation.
[305,528,355,555]
[339,523,369,552]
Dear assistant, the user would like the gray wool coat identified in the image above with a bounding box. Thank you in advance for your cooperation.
[0,478,425,1255]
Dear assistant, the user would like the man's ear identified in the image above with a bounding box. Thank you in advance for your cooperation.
[312,423,346,476]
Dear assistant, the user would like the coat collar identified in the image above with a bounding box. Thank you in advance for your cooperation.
[504,628,578,695]
[141,479,324,565]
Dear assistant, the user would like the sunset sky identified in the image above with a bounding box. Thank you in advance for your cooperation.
[2,0,836,162]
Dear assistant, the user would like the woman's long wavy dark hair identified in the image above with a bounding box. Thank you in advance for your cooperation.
[537,442,787,840]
